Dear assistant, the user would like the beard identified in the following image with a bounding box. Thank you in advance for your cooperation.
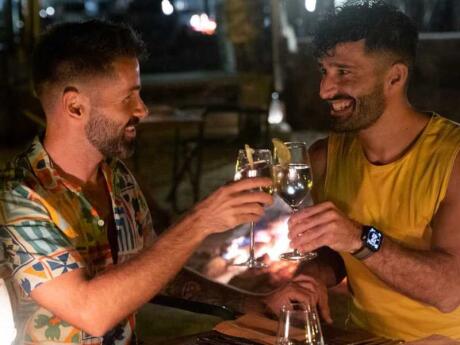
[330,82,386,133]
[85,110,139,159]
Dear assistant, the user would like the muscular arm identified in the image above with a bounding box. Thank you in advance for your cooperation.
[162,266,259,314]
[291,151,460,313]
[31,178,272,336]
[362,152,460,312]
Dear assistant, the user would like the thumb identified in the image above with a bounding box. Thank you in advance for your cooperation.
[317,291,333,324]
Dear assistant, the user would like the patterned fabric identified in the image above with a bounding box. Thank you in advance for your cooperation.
[0,137,154,345]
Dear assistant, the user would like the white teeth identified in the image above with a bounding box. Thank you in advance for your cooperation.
[331,100,353,111]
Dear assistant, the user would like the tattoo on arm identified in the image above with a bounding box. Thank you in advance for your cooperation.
[162,267,247,314]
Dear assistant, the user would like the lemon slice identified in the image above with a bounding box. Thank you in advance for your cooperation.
[244,144,255,168]
[272,138,291,166]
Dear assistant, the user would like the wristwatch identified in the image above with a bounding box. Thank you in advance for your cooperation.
[352,225,383,260]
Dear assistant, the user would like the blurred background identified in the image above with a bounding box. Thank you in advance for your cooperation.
[0,0,459,269]
[0,1,459,341]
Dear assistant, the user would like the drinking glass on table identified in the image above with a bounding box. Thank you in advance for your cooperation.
[273,142,317,261]
[276,302,325,345]
[233,149,273,268]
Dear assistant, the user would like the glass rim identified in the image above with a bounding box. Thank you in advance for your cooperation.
[283,141,307,148]
[281,302,309,312]
[237,148,272,153]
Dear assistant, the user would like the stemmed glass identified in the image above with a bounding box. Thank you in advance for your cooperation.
[273,142,317,261]
[233,149,273,268]
[276,302,325,345]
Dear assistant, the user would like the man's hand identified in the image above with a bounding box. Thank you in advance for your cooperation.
[192,177,273,236]
[264,275,332,324]
[288,201,362,254]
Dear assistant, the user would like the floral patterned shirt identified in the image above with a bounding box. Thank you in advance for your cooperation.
[0,137,154,345]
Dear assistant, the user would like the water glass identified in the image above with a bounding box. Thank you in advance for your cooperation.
[276,302,324,345]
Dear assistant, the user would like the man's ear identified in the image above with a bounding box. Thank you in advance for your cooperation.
[385,62,408,92]
[62,86,88,119]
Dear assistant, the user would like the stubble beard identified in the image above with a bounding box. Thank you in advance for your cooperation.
[331,83,386,133]
[85,110,136,160]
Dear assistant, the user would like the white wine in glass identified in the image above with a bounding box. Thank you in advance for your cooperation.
[233,149,272,268]
[273,142,317,261]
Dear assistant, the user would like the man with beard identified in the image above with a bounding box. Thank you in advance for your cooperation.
[0,21,274,344]
[265,1,460,341]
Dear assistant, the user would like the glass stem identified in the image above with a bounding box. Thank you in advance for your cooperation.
[291,207,301,255]
[249,222,255,260]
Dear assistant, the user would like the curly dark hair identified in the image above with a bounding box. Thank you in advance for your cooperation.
[32,20,146,97]
[313,0,418,68]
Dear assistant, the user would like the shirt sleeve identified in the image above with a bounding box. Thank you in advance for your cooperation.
[0,222,85,296]
[0,186,85,297]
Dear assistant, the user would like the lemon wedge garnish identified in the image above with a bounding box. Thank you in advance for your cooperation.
[244,144,255,169]
[272,138,291,167]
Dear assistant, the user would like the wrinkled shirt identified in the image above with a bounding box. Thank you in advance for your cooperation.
[0,137,154,345]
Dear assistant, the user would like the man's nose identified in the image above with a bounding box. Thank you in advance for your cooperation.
[319,74,338,100]
[134,96,149,119]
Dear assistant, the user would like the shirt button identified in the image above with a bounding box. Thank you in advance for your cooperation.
[97,219,105,227]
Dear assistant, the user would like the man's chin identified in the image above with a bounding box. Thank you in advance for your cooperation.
[330,113,355,132]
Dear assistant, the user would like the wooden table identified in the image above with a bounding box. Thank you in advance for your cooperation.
[153,328,399,345]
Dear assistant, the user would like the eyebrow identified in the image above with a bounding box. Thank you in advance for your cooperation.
[127,85,142,93]
[318,62,356,69]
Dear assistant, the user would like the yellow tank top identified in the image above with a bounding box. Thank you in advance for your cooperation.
[323,114,460,340]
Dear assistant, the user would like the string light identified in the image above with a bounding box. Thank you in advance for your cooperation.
[305,0,316,12]
[161,0,174,16]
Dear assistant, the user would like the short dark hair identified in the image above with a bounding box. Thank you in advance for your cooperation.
[32,20,146,96]
[313,0,418,68]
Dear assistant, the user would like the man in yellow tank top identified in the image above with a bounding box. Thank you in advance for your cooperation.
[265,1,460,341]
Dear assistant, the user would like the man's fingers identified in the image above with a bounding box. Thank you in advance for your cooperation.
[293,276,332,324]
[289,201,337,226]
[290,224,328,251]
[229,191,273,206]
[288,209,336,239]
[228,177,273,192]
[231,204,266,218]
[318,289,332,324]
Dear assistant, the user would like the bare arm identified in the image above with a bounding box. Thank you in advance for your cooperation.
[31,178,273,336]
[162,266,264,314]
[290,153,460,313]
[363,152,460,312]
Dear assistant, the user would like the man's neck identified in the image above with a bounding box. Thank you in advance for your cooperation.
[43,131,104,184]
[357,103,430,165]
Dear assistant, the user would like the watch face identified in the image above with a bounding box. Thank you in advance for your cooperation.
[366,228,382,251]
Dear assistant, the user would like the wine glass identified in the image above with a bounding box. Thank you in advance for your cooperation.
[276,302,325,345]
[273,142,317,261]
[233,149,272,268]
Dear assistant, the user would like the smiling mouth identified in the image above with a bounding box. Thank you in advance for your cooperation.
[329,98,355,116]
[124,125,136,138]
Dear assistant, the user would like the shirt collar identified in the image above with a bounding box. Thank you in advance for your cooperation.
[27,136,113,194]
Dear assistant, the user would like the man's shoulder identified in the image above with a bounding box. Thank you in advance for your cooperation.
[309,137,329,161]
[428,114,460,151]
[0,154,49,225]
[308,137,329,197]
